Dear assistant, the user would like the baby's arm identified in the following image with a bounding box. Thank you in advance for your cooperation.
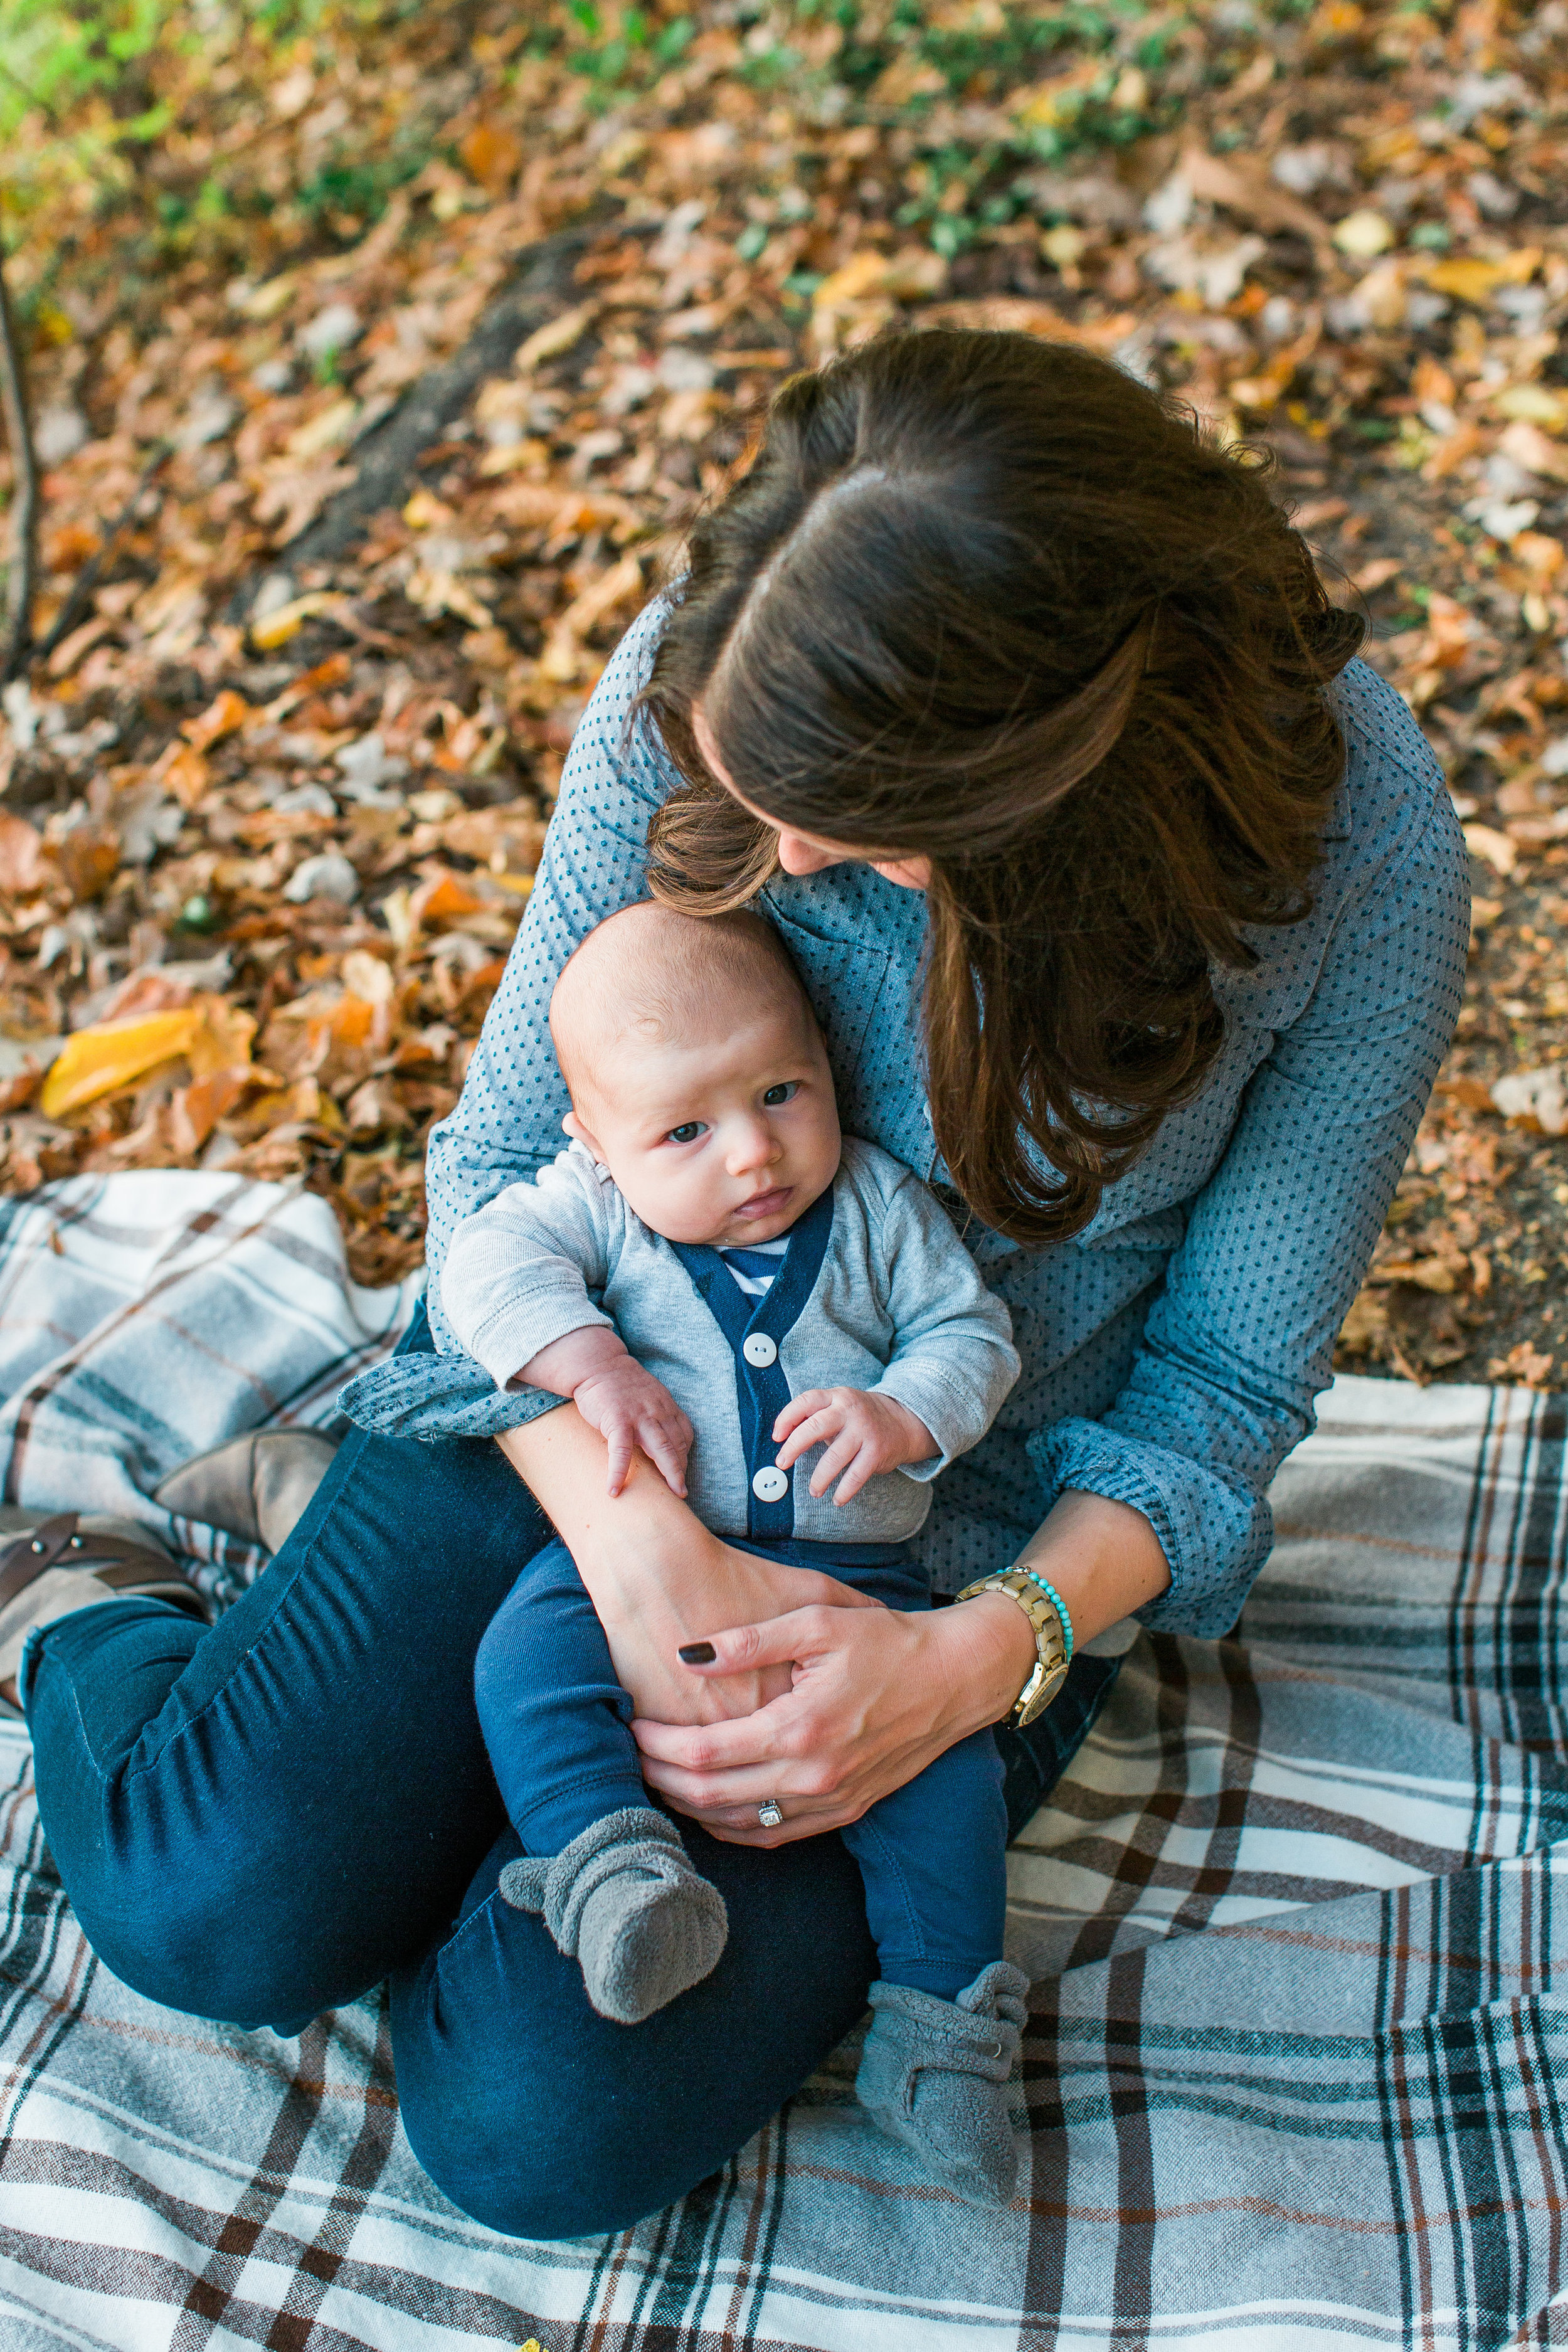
[775,1172,1021,1505]
[440,1150,692,1497]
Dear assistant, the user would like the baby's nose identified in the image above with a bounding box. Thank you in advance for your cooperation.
[728,1118,777,1170]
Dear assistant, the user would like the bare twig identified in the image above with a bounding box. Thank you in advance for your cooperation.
[0,238,40,685]
[33,440,171,668]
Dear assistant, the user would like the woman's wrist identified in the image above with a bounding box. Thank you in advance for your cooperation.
[934,1589,1039,1735]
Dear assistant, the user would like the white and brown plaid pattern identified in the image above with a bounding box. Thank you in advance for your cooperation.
[1,1174,1566,2346]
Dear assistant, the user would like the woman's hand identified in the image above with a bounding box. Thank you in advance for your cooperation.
[633,1487,1172,1846]
[633,1589,1036,1845]
[497,1409,879,1729]
[592,1533,885,1732]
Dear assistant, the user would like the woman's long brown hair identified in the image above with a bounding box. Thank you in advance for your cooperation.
[637,329,1364,1248]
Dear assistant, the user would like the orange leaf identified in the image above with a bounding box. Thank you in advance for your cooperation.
[330,995,376,1049]
[410,871,486,927]
[40,1010,204,1118]
[460,120,523,194]
[158,742,211,810]
[187,995,257,1078]
[183,689,252,753]
[0,812,47,894]
[169,1067,250,1153]
[56,824,120,903]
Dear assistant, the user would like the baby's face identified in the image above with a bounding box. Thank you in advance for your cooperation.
[565,1003,842,1248]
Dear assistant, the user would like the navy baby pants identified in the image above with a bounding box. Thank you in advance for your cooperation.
[475,1534,1009,2001]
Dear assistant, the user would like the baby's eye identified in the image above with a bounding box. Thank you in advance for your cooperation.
[762,1082,799,1108]
[664,1121,707,1145]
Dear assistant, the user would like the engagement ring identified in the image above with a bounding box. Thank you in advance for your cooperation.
[757,1798,784,1829]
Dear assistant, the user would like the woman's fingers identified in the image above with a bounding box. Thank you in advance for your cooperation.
[665,1603,837,1687]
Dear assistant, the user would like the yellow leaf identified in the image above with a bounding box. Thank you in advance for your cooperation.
[250,593,349,652]
[41,1011,204,1119]
[1494,383,1568,432]
[285,398,359,460]
[513,304,598,374]
[1332,209,1394,258]
[1463,823,1518,876]
[231,273,297,320]
[403,489,457,531]
[812,248,948,312]
[1420,249,1540,304]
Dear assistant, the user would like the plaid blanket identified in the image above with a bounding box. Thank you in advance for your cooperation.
[1,1173,1566,2349]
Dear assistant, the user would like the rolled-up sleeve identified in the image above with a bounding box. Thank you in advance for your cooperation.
[1029,758,1470,1637]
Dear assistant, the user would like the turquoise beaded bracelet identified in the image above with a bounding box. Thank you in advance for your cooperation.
[1014,1566,1074,1663]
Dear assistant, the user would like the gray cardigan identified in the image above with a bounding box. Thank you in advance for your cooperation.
[438,1135,1020,1546]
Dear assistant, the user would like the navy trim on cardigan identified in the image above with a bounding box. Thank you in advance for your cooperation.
[670,1182,836,1540]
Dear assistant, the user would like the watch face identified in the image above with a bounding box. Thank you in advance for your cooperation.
[1017,1660,1070,1727]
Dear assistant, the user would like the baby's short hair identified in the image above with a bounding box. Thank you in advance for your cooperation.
[549,901,813,1101]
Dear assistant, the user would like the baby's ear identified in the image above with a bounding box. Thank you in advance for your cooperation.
[563,1108,607,1164]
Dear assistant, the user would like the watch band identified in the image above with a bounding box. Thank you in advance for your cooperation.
[955,1566,1072,1727]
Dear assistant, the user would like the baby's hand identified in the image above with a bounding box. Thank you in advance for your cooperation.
[573,1360,694,1498]
[772,1387,937,1507]
[519,1327,694,1498]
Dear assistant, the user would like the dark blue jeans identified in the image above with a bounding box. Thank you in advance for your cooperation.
[24,1310,1120,2238]
[479,1535,1008,2001]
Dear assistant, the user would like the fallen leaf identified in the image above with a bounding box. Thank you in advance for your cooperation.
[459,120,523,194]
[155,741,211,810]
[1491,1065,1568,1134]
[183,689,252,753]
[1332,209,1394,257]
[250,593,351,651]
[40,1010,204,1118]
[513,304,598,374]
[0,813,47,894]
[1464,824,1518,876]
[1419,249,1540,304]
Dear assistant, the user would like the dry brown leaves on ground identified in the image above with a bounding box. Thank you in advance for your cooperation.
[0,0,1566,1362]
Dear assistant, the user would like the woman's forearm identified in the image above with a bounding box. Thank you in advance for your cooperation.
[497,1404,720,1609]
[1013,1488,1170,1646]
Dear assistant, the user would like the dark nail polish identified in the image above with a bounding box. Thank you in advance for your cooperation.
[679,1641,716,1665]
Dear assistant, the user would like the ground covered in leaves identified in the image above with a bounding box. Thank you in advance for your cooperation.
[0,0,1565,1374]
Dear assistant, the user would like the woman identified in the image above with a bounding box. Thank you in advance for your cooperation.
[16,332,1467,2238]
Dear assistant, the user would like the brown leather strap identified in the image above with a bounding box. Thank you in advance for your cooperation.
[0,1513,203,1617]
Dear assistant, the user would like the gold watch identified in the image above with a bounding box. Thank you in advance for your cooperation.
[955,1568,1071,1727]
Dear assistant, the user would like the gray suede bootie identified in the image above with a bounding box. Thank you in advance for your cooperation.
[855,1960,1030,2203]
[497,1808,728,2025]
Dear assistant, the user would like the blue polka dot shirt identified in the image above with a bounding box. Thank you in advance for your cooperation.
[423,600,1470,1636]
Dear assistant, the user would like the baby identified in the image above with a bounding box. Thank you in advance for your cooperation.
[437,902,1030,2201]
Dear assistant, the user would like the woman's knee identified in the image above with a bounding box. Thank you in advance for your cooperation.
[390,1890,795,2239]
[71,1855,356,2028]
[398,2065,704,2240]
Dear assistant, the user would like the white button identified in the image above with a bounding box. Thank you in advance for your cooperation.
[742,1333,778,1367]
[751,1465,788,1502]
